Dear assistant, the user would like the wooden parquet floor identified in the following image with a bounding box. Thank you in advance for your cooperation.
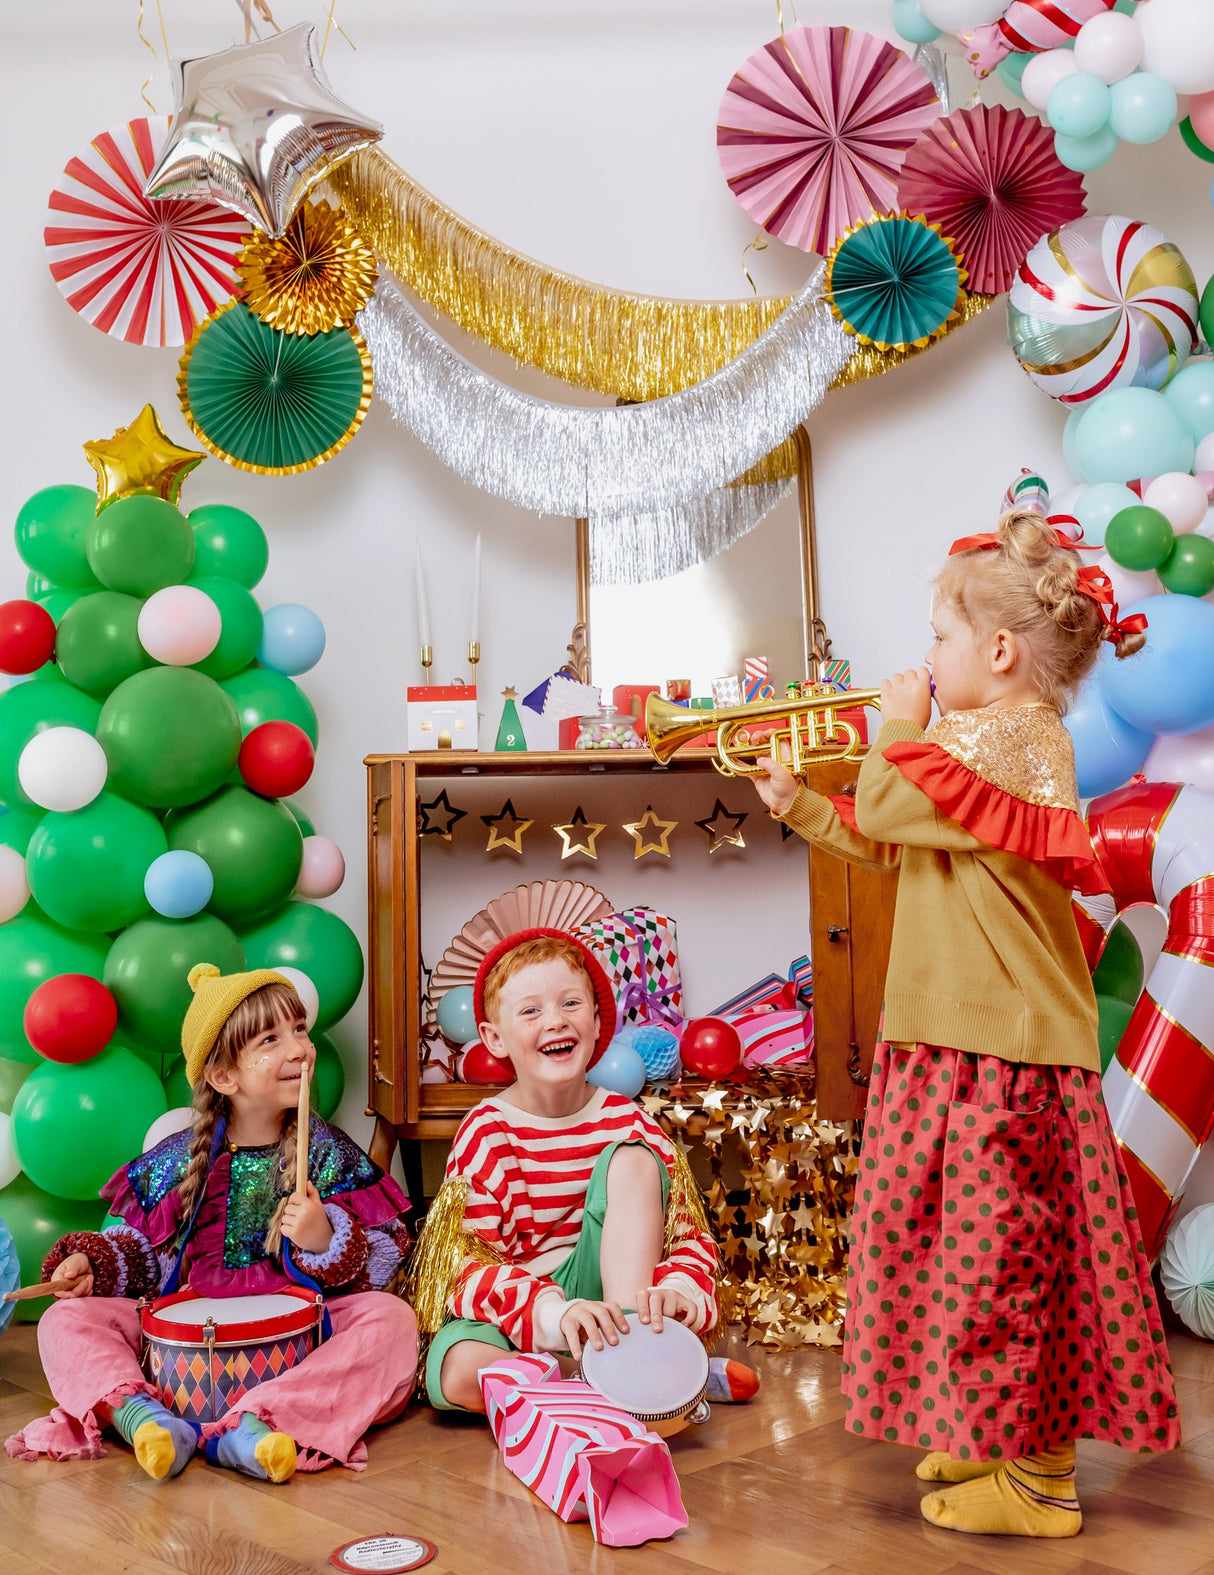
[2,1321,1212,1575]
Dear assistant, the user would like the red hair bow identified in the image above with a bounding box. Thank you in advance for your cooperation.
[947,534,1148,645]
[948,517,1101,557]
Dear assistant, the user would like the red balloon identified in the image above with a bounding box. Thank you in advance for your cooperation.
[238,720,315,798]
[460,1042,514,1086]
[678,1016,742,1080]
[23,973,119,1063]
[0,599,57,675]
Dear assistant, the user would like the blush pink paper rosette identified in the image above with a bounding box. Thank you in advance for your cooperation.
[480,1354,688,1547]
[716,26,939,257]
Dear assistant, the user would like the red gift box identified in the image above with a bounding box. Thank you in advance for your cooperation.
[612,685,662,740]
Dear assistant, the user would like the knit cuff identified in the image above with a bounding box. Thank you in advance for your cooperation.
[532,1291,583,1352]
[651,1269,715,1334]
[294,1203,370,1288]
[103,1227,161,1299]
[43,1232,119,1298]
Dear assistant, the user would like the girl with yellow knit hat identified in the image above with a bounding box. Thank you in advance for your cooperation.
[6,965,417,1483]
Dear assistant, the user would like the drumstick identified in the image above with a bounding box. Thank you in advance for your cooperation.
[295,1062,311,1196]
[4,1277,76,1302]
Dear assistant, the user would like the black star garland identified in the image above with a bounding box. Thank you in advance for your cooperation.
[418,789,468,840]
[694,798,748,853]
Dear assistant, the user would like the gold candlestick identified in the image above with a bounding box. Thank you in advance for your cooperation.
[420,644,433,684]
[467,641,480,686]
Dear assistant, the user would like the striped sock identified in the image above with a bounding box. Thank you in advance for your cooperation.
[706,1357,760,1404]
[207,1412,297,1484]
[920,1444,1081,1538]
[110,1395,199,1481]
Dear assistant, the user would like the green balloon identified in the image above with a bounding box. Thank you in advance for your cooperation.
[0,806,44,855]
[240,901,363,1032]
[0,908,109,1063]
[37,589,92,628]
[1105,505,1175,572]
[1202,273,1214,350]
[26,573,56,601]
[15,486,102,589]
[1091,919,1144,1007]
[166,786,302,927]
[27,792,166,933]
[311,1032,345,1119]
[97,666,241,808]
[1159,533,1214,598]
[12,1044,166,1200]
[221,666,319,747]
[104,912,244,1051]
[1096,993,1135,1075]
[0,1174,106,1322]
[0,677,101,809]
[188,503,269,588]
[86,495,195,596]
[283,798,315,838]
[186,575,264,680]
[0,1056,32,1113]
[163,1059,192,1107]
[55,591,154,697]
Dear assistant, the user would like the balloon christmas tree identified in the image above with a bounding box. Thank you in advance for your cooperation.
[0,406,358,1316]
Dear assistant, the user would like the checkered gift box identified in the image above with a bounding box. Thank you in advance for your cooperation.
[571,906,682,1029]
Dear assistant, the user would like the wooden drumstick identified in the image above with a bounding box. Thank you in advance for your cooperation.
[4,1278,74,1302]
[295,1062,311,1196]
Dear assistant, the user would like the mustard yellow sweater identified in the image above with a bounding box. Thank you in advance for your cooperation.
[781,711,1101,1072]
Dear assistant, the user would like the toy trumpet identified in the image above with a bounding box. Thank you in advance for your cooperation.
[645,686,881,777]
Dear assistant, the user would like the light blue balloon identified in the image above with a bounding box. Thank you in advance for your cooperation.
[1064,665,1155,797]
[1109,72,1178,145]
[437,985,477,1044]
[1054,125,1118,172]
[1074,389,1195,483]
[1099,594,1214,735]
[1163,360,1214,443]
[256,604,327,677]
[586,1039,646,1100]
[1048,73,1111,139]
[1063,407,1091,483]
[995,51,1029,98]
[1074,483,1141,547]
[143,850,214,920]
[891,0,941,44]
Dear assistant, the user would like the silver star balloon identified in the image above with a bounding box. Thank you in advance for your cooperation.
[143,23,383,237]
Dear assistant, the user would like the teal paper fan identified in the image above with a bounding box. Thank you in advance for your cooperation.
[825,213,965,353]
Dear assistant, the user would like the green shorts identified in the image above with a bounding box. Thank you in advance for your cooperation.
[426,1138,669,1409]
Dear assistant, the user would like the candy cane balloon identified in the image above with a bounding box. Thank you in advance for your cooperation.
[999,0,1118,54]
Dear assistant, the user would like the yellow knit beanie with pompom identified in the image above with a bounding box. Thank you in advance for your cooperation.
[181,962,293,1088]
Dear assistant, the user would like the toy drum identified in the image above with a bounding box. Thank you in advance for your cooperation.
[139,1288,324,1424]
[579,1314,710,1436]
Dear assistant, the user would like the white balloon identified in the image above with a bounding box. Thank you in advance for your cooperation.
[1146,720,1214,792]
[17,726,108,812]
[296,835,345,898]
[143,1107,195,1153]
[1139,0,1214,95]
[1144,471,1209,533]
[1195,432,1214,472]
[1050,483,1087,519]
[919,0,1004,31]
[275,965,319,1030]
[0,844,30,924]
[137,585,222,666]
[0,1112,21,1189]
[1022,48,1079,111]
[1098,552,1162,608]
[1074,11,1144,84]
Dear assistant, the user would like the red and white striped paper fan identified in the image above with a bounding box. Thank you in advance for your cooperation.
[45,116,251,348]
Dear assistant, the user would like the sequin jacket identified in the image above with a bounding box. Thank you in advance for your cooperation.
[42,1118,412,1300]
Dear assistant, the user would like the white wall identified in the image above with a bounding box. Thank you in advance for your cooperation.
[3,1,1211,1150]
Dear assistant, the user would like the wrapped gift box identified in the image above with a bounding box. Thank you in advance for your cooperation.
[612,684,661,740]
[731,1005,813,1068]
[572,906,682,1028]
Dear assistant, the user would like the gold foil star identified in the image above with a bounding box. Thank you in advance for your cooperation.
[622,805,677,859]
[83,405,205,511]
[553,806,606,861]
[482,798,532,855]
[693,798,748,853]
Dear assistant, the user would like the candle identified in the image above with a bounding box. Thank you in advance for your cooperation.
[415,541,431,650]
[470,532,482,649]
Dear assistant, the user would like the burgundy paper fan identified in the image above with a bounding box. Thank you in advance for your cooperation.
[717,25,940,258]
[896,104,1087,296]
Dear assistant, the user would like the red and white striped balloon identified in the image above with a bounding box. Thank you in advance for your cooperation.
[1080,780,1214,1259]
[999,0,1118,54]
[44,116,250,348]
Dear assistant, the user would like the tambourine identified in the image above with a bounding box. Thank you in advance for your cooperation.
[578,1314,710,1435]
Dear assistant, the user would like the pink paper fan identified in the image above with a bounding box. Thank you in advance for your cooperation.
[45,116,250,348]
[716,26,940,257]
[897,105,1087,296]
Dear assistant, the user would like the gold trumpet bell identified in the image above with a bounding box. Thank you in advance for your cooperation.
[644,689,881,777]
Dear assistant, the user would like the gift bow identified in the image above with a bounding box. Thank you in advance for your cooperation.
[620,980,683,1030]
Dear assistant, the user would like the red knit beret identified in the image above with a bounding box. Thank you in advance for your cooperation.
[473,926,616,1065]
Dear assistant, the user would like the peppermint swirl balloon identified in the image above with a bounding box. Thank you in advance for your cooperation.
[998,0,1117,53]
[1008,215,1198,406]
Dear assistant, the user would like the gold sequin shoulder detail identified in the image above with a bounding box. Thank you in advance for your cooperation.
[926,705,1080,812]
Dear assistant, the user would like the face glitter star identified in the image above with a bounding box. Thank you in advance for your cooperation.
[83,405,205,510]
[622,805,677,860]
[482,798,533,855]
[694,798,748,853]
[418,789,467,841]
[553,806,606,862]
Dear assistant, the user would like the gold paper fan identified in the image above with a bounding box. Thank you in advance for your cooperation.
[430,879,612,1005]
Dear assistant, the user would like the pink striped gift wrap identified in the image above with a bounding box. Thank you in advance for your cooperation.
[731,1005,814,1068]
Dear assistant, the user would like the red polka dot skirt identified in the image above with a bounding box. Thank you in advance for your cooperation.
[841,1043,1181,1460]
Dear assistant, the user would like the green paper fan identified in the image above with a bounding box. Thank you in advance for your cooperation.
[826,214,965,353]
[178,300,372,475]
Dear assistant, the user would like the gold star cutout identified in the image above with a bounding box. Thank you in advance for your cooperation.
[622,805,677,860]
[694,798,748,853]
[501,685,518,700]
[83,405,205,511]
[553,806,606,861]
[418,789,467,841]
[482,798,532,855]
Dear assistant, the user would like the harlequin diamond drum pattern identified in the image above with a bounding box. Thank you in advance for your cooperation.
[144,1329,316,1423]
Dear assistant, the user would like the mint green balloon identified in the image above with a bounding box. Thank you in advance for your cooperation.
[0,679,102,808]
[27,793,166,933]
[104,912,244,1052]
[186,575,264,680]
[12,1044,166,1200]
[239,901,363,1032]
[86,496,195,596]
[188,504,268,588]
[0,807,44,855]
[0,1174,105,1322]
[55,591,153,698]
[15,486,102,589]
[97,666,241,808]
[166,786,302,927]
[220,667,319,747]
[0,908,109,1063]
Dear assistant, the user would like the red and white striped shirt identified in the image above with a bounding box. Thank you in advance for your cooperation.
[445,1086,718,1350]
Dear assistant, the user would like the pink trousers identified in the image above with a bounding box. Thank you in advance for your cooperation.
[5,1292,418,1472]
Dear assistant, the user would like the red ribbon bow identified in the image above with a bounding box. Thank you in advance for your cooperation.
[947,532,1148,645]
[948,517,1101,557]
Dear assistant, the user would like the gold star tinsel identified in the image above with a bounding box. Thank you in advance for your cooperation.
[238,199,378,336]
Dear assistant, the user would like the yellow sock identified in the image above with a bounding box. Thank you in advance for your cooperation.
[920,1445,1081,1538]
[131,1419,178,1482]
[915,1451,1002,1483]
[253,1431,298,1484]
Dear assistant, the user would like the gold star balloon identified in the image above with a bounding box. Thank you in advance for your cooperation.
[694,798,748,853]
[144,24,383,238]
[482,799,533,855]
[622,805,678,860]
[553,806,606,861]
[83,405,205,511]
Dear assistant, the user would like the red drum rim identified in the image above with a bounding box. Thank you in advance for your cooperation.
[141,1287,320,1344]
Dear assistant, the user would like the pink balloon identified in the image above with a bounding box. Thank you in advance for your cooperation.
[1073,12,1143,83]
[1195,433,1214,472]
[1144,471,1209,533]
[1146,722,1214,791]
[296,834,345,897]
[1022,48,1079,111]
[0,844,30,924]
[137,585,221,666]
[1099,552,1162,606]
[1190,91,1214,145]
